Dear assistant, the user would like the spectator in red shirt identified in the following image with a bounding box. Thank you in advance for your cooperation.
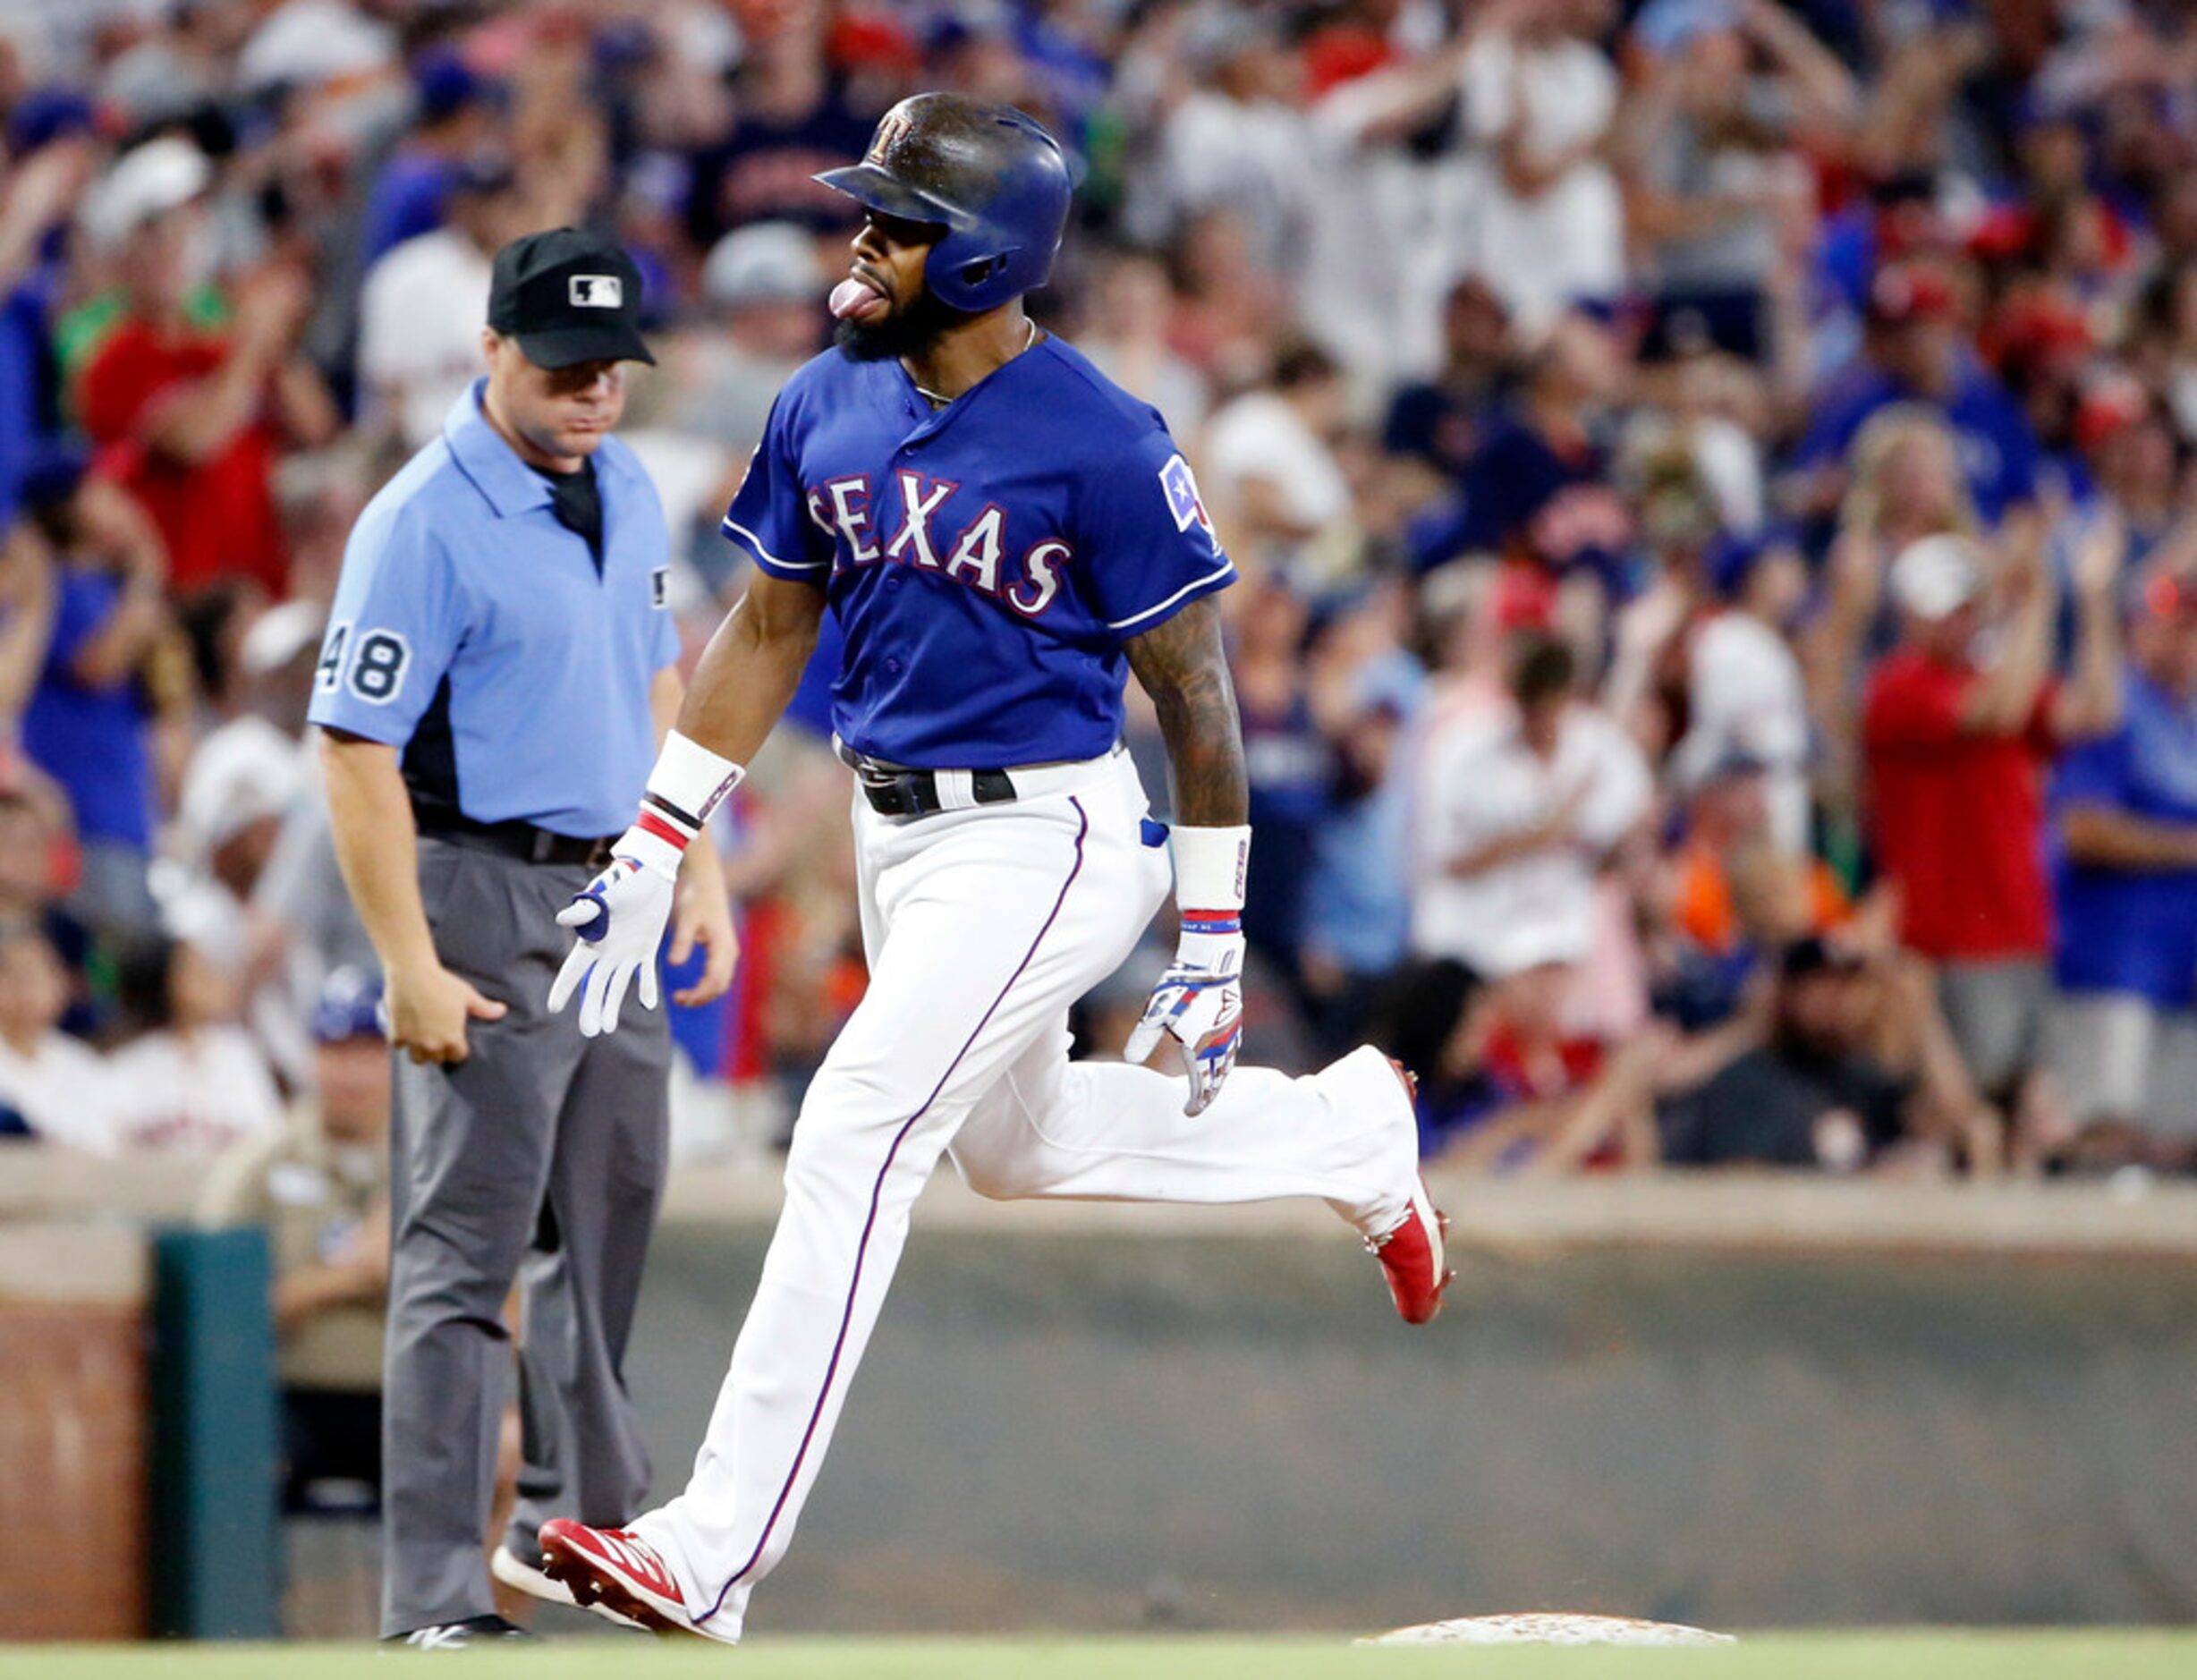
[1862,524,2123,1101]
[74,138,336,599]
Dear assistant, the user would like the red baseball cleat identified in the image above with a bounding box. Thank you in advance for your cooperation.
[1366,1059,1454,1325]
[492,1541,641,1629]
[537,1518,733,1644]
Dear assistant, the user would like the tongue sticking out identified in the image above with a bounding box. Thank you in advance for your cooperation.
[829,276,886,322]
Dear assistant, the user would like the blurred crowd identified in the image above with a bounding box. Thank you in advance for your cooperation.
[2,0,2197,1226]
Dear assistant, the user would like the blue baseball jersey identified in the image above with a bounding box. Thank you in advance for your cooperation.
[308,380,678,837]
[2052,672,2197,1008]
[1795,359,2040,524]
[722,335,1235,768]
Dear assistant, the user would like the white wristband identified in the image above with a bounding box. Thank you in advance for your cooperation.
[647,729,745,827]
[1170,824,1251,912]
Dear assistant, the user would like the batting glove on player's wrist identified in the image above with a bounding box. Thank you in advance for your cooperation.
[1124,912,1245,1117]
[550,817,686,1038]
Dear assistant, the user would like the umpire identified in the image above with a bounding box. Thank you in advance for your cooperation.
[312,229,734,1649]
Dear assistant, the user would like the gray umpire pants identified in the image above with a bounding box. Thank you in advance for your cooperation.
[381,836,670,1637]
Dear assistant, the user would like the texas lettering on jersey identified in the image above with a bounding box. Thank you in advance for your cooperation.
[806,470,1069,617]
[799,450,1217,620]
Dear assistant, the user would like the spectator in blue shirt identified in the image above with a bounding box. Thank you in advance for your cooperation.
[1233,575,1335,982]
[1794,260,2040,527]
[2047,571,2197,1145]
[18,451,169,936]
[1407,313,1632,582]
[0,130,98,524]
[1299,628,1422,1054]
[1382,276,1512,488]
[360,52,503,265]
[680,39,871,247]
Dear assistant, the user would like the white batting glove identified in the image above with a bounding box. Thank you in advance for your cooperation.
[1124,911,1245,1116]
[1126,824,1251,1116]
[550,731,744,1039]
[550,823,683,1037]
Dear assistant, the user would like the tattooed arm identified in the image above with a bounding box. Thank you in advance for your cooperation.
[1124,594,1249,1115]
[1125,594,1248,827]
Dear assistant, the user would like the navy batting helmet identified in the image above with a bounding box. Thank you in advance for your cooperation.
[815,93,1072,314]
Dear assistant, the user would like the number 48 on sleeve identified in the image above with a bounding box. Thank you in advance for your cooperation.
[318,622,411,705]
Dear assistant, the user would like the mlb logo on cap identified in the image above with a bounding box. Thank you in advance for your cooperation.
[488,227,657,368]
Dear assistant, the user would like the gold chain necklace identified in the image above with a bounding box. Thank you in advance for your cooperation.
[912,319,1039,409]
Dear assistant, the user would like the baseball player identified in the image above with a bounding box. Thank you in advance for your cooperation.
[536,96,1448,1642]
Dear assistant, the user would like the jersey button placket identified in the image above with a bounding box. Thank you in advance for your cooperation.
[886,437,922,590]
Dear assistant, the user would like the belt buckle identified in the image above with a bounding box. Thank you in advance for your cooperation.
[862,773,921,820]
[530,827,558,865]
[852,757,899,792]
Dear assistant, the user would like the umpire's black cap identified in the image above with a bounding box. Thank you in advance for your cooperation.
[488,227,656,369]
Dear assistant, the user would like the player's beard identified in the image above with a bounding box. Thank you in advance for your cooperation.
[833,288,961,364]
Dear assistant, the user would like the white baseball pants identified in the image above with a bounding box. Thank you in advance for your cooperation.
[633,751,1418,1638]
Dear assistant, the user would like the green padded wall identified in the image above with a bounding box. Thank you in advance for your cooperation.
[148,1227,281,1639]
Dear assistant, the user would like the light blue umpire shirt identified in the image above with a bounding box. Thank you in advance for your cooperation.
[308,378,678,838]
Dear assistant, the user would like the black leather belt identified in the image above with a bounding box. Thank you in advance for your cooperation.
[414,805,616,868]
[836,742,1018,819]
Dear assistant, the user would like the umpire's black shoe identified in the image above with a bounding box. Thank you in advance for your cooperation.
[386,1614,534,1651]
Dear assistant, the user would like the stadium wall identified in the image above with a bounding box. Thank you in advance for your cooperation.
[7,1165,2194,1639]
[0,1225,149,1641]
[632,1176,2197,1635]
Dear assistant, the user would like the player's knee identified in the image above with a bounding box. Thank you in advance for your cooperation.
[947,1143,1038,1202]
[779,1071,944,1199]
[787,1065,929,1153]
[797,1060,910,1122]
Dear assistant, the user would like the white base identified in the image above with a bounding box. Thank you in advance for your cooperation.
[1362,1613,1735,1647]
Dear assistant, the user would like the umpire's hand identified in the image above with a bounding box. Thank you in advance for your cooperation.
[667,871,740,1009]
[386,960,508,1065]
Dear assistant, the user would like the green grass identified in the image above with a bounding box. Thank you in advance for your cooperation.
[0,1633,2190,1680]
